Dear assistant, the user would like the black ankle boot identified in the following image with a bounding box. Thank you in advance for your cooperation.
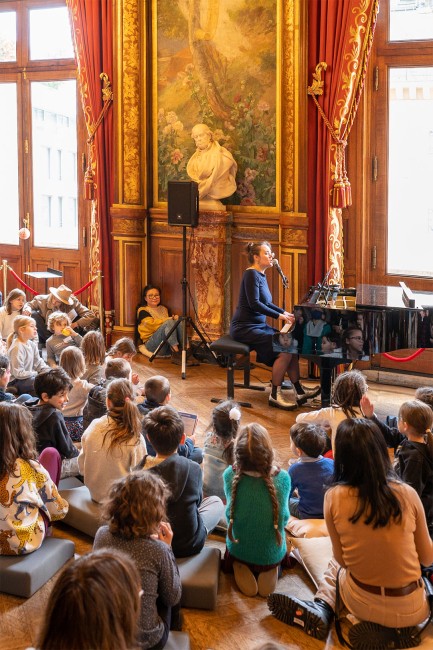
[267,593,334,640]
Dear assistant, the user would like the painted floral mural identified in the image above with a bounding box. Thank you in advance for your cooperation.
[155,0,277,208]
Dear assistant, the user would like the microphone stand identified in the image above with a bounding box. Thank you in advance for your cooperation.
[272,258,289,310]
[148,225,218,379]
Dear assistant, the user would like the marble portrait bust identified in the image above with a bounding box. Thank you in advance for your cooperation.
[186,123,237,210]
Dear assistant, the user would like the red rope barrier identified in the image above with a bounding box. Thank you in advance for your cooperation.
[7,264,96,298]
[8,268,38,295]
[73,277,96,296]
[382,348,425,362]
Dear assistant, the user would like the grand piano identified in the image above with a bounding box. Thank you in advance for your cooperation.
[294,283,433,405]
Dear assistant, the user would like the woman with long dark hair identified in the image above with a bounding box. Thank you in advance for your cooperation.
[268,418,433,645]
[230,241,319,410]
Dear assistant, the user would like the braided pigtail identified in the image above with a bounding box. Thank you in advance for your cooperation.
[263,474,282,546]
[227,472,241,544]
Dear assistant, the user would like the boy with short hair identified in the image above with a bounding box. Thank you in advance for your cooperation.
[27,367,80,477]
[82,357,131,430]
[288,422,334,519]
[141,375,203,464]
[143,405,224,557]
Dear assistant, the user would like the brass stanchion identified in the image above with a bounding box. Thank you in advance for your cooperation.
[97,271,105,339]
[2,260,7,302]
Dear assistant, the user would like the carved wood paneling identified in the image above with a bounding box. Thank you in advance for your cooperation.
[113,237,146,329]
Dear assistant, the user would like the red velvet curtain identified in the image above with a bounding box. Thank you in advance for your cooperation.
[66,0,114,327]
[307,0,378,285]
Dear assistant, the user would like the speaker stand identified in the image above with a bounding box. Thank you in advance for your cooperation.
[149,226,218,379]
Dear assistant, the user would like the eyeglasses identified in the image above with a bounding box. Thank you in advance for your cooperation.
[146,294,160,299]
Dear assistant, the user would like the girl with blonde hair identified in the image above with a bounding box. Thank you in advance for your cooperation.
[94,471,182,649]
[223,423,290,598]
[59,346,94,442]
[7,315,48,395]
[78,378,147,503]
[81,329,106,383]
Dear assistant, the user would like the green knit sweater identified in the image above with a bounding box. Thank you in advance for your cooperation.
[223,466,291,566]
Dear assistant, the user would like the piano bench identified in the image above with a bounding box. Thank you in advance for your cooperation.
[209,335,265,408]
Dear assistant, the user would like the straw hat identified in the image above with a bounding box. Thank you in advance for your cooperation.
[49,284,74,306]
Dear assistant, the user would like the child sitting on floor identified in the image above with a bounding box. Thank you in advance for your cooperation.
[78,378,147,503]
[26,367,80,479]
[37,549,141,650]
[106,336,144,395]
[82,358,131,430]
[94,472,182,648]
[7,316,49,395]
[288,422,334,519]
[203,399,241,500]
[81,330,106,384]
[295,369,367,450]
[0,354,32,404]
[141,405,224,557]
[59,346,94,443]
[45,311,82,368]
[0,288,26,342]
[223,423,291,598]
[362,395,433,538]
[140,374,203,464]
[0,402,68,555]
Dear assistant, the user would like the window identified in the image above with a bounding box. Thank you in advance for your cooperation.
[0,1,80,250]
[367,0,433,287]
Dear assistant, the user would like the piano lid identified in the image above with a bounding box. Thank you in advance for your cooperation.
[357,284,433,311]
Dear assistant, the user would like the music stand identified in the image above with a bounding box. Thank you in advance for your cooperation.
[149,225,218,379]
[24,268,63,295]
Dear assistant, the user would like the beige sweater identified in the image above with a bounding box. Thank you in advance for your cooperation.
[325,481,433,588]
[78,415,147,503]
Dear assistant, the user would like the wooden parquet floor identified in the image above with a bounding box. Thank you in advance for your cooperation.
[0,353,419,650]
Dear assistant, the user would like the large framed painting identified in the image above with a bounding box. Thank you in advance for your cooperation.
[152,0,280,210]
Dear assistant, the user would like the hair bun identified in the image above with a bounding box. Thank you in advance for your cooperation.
[229,406,241,421]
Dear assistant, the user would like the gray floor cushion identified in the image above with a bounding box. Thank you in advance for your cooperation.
[176,546,221,610]
[58,476,84,490]
[0,537,75,598]
[165,631,191,649]
[59,485,102,538]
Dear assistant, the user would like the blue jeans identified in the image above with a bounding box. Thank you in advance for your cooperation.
[145,320,181,356]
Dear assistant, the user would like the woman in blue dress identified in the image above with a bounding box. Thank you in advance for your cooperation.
[230,241,319,410]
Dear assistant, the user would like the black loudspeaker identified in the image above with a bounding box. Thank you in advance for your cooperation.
[168,181,199,227]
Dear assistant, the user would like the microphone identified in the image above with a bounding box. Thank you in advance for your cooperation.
[272,258,287,283]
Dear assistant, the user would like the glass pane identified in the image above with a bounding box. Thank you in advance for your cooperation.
[29,7,74,60]
[387,67,433,277]
[0,11,16,62]
[0,83,19,245]
[390,0,433,41]
[31,79,78,249]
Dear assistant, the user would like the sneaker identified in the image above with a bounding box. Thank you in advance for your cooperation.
[267,594,333,640]
[233,561,258,597]
[257,567,279,597]
[269,387,298,411]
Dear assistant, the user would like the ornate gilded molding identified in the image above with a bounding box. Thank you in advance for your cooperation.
[111,217,145,235]
[281,228,307,246]
[115,0,144,206]
[281,0,297,213]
